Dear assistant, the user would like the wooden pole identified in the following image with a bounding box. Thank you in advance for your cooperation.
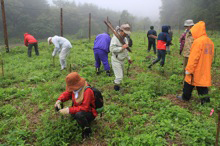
[60,8,63,37]
[1,60,4,76]
[216,110,220,146]
[89,13,91,42]
[53,56,55,67]
[69,64,71,73]
[1,0,9,53]
[107,16,109,34]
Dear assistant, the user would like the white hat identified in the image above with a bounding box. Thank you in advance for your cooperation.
[120,24,131,35]
[184,19,194,27]
[47,37,52,45]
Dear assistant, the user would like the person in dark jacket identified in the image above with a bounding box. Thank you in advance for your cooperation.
[166,26,173,54]
[147,26,157,54]
[54,72,97,139]
[148,26,171,69]
[93,33,111,76]
[24,33,39,57]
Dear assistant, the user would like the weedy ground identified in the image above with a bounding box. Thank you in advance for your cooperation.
[0,32,220,145]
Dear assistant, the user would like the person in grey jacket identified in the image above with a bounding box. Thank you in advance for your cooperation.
[110,24,132,91]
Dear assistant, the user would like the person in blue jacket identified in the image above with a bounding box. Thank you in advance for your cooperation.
[148,25,171,69]
[93,33,111,76]
[147,26,157,54]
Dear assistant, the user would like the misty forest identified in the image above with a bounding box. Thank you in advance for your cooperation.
[1,0,220,145]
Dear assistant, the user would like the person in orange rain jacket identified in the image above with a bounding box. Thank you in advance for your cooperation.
[24,33,39,57]
[177,21,214,105]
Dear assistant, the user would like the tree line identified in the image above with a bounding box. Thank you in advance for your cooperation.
[0,0,152,43]
[160,0,220,30]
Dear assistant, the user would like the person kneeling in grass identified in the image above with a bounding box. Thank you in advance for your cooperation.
[54,72,97,139]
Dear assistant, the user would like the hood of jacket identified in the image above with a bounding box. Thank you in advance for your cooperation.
[24,33,30,37]
[191,21,207,40]
[162,26,169,33]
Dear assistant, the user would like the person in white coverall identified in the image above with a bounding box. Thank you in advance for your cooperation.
[110,24,132,91]
[48,36,72,70]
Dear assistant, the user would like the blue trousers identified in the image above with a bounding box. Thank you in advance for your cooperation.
[94,50,110,71]
[152,50,166,67]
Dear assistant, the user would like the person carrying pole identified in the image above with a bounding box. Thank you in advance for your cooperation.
[24,33,39,57]
[93,33,111,76]
[110,24,132,91]
[48,36,72,70]
[148,25,171,69]
[177,21,214,105]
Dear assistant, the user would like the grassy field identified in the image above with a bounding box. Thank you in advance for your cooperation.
[0,32,220,145]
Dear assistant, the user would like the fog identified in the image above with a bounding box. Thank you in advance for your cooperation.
[48,0,161,21]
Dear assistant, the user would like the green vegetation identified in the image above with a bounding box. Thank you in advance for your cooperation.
[0,32,220,145]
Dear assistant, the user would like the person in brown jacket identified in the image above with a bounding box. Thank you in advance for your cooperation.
[182,20,194,75]
[177,21,214,105]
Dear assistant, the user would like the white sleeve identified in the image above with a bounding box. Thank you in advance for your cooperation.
[52,37,60,56]
[110,36,122,53]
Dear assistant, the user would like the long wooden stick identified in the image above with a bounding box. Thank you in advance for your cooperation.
[215,110,220,146]
[104,20,132,52]
[53,56,55,67]
[1,60,4,76]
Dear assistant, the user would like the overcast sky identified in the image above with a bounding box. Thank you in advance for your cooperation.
[48,0,161,21]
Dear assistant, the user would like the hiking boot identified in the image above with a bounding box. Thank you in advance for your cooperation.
[106,70,111,76]
[176,95,184,100]
[114,85,120,91]
[201,97,210,105]
[82,127,92,139]
[60,67,66,71]
[148,64,153,69]
[96,68,100,75]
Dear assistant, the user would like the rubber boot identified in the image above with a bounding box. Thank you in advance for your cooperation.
[96,68,100,75]
[82,127,92,139]
[106,70,111,76]
[114,85,120,91]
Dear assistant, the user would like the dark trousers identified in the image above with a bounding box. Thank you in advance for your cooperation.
[148,41,156,54]
[152,50,166,67]
[28,43,39,57]
[182,81,209,101]
[72,111,95,128]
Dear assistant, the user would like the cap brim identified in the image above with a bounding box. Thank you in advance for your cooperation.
[66,78,86,92]
[124,30,131,35]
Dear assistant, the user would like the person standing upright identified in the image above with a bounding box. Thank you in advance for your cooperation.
[24,33,39,57]
[148,25,171,69]
[93,33,111,76]
[182,19,194,75]
[166,26,173,54]
[147,26,157,54]
[177,21,214,105]
[48,36,72,70]
[110,24,132,91]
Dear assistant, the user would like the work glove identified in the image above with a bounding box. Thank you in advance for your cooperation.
[185,71,190,75]
[54,100,62,110]
[59,108,69,115]
[128,59,132,64]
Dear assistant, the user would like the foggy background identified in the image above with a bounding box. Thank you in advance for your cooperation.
[48,0,162,21]
[1,0,219,45]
